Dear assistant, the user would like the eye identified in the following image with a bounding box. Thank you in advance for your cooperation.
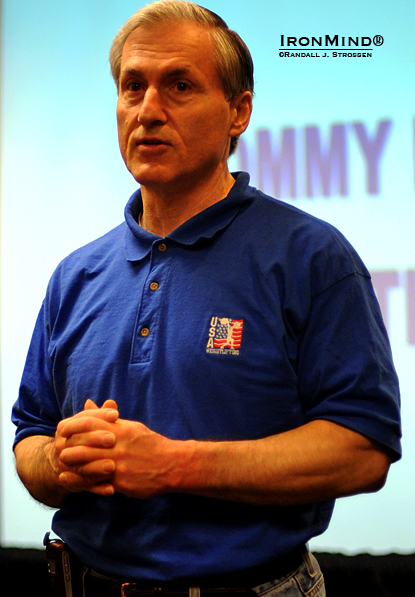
[175,81,189,92]
[129,81,141,92]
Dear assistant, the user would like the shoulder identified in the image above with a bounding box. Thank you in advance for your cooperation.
[250,188,357,249]
[241,187,370,292]
[44,222,126,306]
[54,222,124,272]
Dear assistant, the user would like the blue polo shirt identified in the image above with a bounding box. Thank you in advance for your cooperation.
[13,172,401,580]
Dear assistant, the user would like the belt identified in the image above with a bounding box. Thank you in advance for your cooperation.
[84,547,305,597]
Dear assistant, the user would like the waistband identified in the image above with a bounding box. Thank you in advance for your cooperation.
[84,546,306,597]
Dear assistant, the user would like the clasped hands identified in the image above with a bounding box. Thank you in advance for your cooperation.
[53,399,179,499]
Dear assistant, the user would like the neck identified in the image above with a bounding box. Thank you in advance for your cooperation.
[139,170,236,237]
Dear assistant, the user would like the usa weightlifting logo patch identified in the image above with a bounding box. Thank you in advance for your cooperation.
[206,317,244,355]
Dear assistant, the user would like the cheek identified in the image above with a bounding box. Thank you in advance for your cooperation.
[198,106,234,142]
[185,112,226,146]
[192,116,231,154]
[116,123,127,153]
[116,111,132,151]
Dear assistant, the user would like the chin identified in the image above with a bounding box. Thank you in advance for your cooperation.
[130,166,185,189]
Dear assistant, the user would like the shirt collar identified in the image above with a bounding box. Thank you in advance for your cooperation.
[124,172,254,262]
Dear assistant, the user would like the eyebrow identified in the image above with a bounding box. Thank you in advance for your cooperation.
[120,66,194,81]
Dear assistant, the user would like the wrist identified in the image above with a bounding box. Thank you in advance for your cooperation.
[167,438,223,494]
[43,438,71,503]
[44,438,60,477]
[14,435,70,508]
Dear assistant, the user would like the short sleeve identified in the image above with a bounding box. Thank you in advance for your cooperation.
[297,271,401,460]
[12,301,62,447]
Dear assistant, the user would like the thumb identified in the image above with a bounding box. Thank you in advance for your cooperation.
[102,399,118,410]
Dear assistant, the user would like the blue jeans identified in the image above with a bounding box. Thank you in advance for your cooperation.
[252,552,325,597]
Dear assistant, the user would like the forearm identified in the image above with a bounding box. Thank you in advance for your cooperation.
[55,415,392,505]
[172,420,392,506]
[14,435,70,508]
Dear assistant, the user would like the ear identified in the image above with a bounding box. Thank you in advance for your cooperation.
[229,91,253,137]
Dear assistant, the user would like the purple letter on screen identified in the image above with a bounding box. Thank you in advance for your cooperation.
[257,128,297,198]
[353,120,392,195]
[305,124,348,198]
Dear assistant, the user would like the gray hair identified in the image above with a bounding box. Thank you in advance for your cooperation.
[109,0,254,155]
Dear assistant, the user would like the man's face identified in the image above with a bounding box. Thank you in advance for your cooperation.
[116,21,247,194]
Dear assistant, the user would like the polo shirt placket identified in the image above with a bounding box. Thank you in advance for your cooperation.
[131,240,173,364]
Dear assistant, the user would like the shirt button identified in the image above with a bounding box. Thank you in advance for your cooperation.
[140,327,150,337]
[158,243,167,252]
[149,282,159,291]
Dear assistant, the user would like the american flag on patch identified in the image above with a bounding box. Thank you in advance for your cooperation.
[213,318,244,349]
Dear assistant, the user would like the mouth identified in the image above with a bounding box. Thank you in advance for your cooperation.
[137,138,166,146]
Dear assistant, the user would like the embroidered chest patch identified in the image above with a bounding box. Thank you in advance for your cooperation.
[206,317,244,355]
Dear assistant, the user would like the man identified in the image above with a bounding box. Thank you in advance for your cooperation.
[12,2,401,596]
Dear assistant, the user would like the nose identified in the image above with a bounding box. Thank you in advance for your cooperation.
[138,87,167,127]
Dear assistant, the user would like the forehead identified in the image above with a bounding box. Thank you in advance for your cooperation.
[120,21,218,79]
